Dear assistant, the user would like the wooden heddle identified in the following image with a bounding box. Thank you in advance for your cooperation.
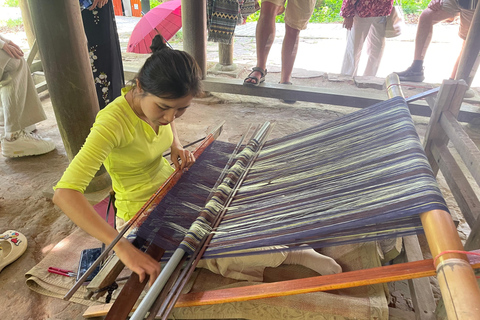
[79,82,480,320]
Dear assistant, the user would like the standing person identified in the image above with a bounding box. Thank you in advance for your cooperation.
[395,0,474,82]
[0,34,55,158]
[340,0,394,77]
[243,0,316,87]
[82,0,125,109]
[53,36,200,284]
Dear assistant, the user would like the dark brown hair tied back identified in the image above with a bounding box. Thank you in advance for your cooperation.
[149,34,168,53]
[133,34,203,99]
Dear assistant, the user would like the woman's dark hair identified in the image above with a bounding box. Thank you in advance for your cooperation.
[133,34,203,99]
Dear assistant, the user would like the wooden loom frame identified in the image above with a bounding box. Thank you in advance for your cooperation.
[82,76,480,319]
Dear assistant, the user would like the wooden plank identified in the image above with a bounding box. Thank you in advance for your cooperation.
[86,254,125,300]
[403,235,437,320]
[423,80,460,175]
[202,77,429,113]
[465,215,480,251]
[440,111,480,188]
[431,142,480,227]
[82,249,480,317]
[35,80,47,94]
[30,60,43,73]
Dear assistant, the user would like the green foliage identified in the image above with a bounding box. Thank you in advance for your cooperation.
[6,18,22,28]
[169,30,183,44]
[150,0,162,9]
[246,0,429,23]
[310,0,343,23]
[4,0,19,7]
[401,0,430,14]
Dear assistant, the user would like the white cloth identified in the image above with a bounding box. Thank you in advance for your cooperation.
[0,49,46,134]
[341,15,387,77]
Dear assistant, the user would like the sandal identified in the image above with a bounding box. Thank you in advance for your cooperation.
[244,67,267,87]
[0,230,27,273]
[279,82,296,104]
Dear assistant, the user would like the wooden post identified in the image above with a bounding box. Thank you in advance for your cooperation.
[455,4,480,87]
[27,0,110,191]
[18,0,37,55]
[181,0,207,78]
[219,42,233,66]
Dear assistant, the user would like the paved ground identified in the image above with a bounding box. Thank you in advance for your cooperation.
[0,6,475,87]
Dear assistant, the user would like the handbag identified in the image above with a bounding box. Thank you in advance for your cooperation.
[385,0,405,38]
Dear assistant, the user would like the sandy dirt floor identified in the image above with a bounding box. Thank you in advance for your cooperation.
[1,12,480,320]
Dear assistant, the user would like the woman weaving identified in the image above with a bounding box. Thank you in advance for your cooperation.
[53,35,341,287]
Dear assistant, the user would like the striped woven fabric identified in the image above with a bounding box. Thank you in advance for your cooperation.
[207,0,240,44]
[204,96,448,257]
[135,96,448,259]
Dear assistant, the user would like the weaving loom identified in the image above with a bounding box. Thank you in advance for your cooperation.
[76,86,480,319]
[128,95,476,318]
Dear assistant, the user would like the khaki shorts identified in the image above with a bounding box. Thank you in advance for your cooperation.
[441,0,474,39]
[263,0,316,30]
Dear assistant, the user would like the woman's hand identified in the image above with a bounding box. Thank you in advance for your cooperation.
[2,40,23,59]
[114,238,161,286]
[170,144,196,171]
[343,17,354,30]
[90,0,109,10]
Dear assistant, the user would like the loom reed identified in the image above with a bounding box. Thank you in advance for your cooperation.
[130,122,274,320]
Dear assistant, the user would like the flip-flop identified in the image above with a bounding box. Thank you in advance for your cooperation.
[0,230,28,273]
[244,67,267,87]
[279,82,296,104]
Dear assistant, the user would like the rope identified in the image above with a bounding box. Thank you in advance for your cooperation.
[433,250,480,278]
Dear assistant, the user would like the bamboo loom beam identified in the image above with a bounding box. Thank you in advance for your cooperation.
[387,74,443,320]
[420,210,480,319]
[82,248,480,318]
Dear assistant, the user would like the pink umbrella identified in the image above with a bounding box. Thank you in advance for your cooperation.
[127,0,182,54]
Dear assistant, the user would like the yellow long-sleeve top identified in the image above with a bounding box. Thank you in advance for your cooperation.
[54,88,174,221]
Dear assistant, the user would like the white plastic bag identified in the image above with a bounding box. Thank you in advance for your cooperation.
[385,2,405,38]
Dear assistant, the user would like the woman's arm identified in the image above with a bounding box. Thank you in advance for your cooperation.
[169,121,196,170]
[53,188,161,285]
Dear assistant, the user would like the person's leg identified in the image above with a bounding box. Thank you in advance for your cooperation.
[280,24,300,83]
[341,16,372,77]
[244,1,280,84]
[452,8,474,80]
[283,245,342,275]
[0,51,55,158]
[363,16,386,77]
[396,1,458,81]
[280,0,315,83]
[0,51,46,134]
